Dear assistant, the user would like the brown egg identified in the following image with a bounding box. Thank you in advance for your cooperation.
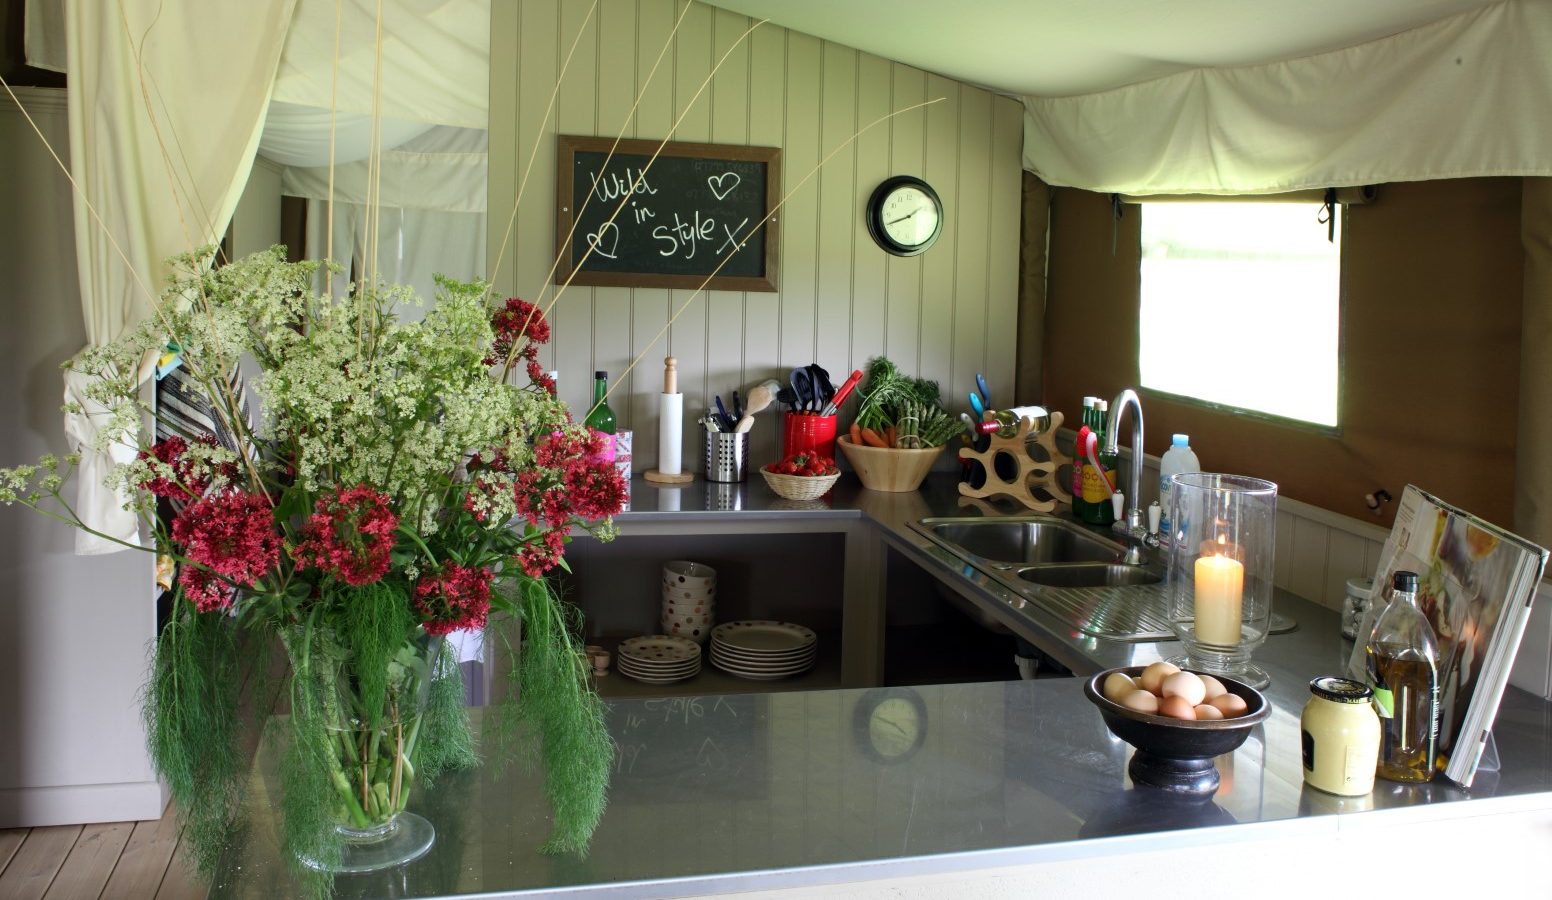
[1138,661,1180,694]
[1161,671,1207,706]
[1209,692,1249,717]
[1120,689,1159,714]
[1103,672,1138,703]
[1194,703,1224,720]
[1158,695,1198,720]
[1199,674,1228,702]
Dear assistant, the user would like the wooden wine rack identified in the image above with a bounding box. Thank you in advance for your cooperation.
[957,410,1072,512]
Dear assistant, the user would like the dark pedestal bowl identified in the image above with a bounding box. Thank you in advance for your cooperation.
[1084,666,1271,798]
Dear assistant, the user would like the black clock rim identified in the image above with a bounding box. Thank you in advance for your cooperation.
[851,686,929,764]
[867,175,943,257]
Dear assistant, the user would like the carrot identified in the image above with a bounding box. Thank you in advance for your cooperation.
[885,425,897,448]
[860,427,889,448]
[850,422,863,446]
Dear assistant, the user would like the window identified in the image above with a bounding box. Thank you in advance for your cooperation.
[1138,202,1341,427]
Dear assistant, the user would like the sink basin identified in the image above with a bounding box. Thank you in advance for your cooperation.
[1016,563,1162,589]
[915,516,1126,566]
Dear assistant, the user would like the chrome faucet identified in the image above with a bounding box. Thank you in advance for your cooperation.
[1102,388,1148,540]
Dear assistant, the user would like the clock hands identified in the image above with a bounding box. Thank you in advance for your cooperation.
[886,206,930,227]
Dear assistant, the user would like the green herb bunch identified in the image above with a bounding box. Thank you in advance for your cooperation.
[851,356,958,447]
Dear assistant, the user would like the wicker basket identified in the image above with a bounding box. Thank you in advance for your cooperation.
[760,467,842,501]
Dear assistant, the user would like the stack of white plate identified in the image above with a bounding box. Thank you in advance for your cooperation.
[709,620,817,680]
[616,635,702,684]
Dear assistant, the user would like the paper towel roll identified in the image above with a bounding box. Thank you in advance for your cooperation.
[658,391,683,475]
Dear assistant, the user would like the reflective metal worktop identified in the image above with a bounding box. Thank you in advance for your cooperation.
[210,474,1552,897]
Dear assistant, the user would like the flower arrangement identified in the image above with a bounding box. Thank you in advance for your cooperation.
[0,247,625,895]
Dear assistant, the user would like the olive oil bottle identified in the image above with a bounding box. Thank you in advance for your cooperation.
[1365,570,1441,783]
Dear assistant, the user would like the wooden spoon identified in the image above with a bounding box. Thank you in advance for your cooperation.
[734,379,781,433]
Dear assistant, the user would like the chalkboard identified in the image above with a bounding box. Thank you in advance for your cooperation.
[555,135,780,292]
[607,694,768,801]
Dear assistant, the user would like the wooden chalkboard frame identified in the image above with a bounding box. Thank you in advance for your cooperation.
[554,135,781,292]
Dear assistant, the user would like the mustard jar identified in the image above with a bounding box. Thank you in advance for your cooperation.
[1301,676,1381,796]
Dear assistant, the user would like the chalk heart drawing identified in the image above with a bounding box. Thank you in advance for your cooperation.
[707,172,741,201]
[586,221,620,259]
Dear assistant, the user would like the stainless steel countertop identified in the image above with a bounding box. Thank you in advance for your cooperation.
[210,474,1552,897]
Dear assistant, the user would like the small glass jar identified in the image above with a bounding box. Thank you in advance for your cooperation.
[1301,676,1381,796]
[1341,576,1374,640]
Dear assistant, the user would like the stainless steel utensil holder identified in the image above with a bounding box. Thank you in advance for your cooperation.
[705,431,749,483]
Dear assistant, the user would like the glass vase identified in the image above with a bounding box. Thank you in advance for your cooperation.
[1165,473,1278,688]
[286,628,445,873]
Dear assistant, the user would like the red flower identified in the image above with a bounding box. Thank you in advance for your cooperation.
[562,458,627,521]
[178,566,234,613]
[488,297,551,367]
[514,530,568,578]
[138,435,233,498]
[412,563,493,635]
[295,485,399,586]
[171,490,281,609]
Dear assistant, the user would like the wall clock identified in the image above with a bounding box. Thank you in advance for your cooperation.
[852,687,928,764]
[866,175,943,257]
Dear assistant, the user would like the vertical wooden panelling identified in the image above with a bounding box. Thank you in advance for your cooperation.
[1287,516,1331,606]
[490,0,1024,472]
[917,75,960,394]
[706,9,751,416]
[985,97,1023,406]
[1274,508,1295,590]
[628,0,676,469]
[950,87,991,413]
[515,0,561,378]
[669,2,713,454]
[814,41,858,376]
[593,0,639,432]
[779,31,822,377]
[850,54,891,383]
[555,0,600,416]
[1323,530,1371,611]
[745,22,786,462]
[884,67,926,372]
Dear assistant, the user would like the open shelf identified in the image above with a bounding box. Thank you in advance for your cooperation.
[591,629,842,699]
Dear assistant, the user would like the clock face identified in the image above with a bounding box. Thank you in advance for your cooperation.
[881,187,940,248]
[868,696,922,759]
[867,176,943,256]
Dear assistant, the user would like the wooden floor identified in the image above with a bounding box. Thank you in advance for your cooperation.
[0,801,208,900]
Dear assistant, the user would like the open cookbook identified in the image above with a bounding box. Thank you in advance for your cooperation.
[1345,485,1549,786]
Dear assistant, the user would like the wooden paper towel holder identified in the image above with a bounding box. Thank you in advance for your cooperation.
[645,356,695,484]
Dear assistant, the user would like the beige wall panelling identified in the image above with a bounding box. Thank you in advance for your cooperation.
[917,75,960,395]
[814,41,858,381]
[778,31,822,380]
[669,2,713,465]
[592,0,638,435]
[488,1,519,301]
[555,0,600,419]
[951,86,992,414]
[628,0,676,471]
[1285,512,1330,605]
[986,98,1023,407]
[849,54,892,393]
[883,67,926,372]
[744,22,786,464]
[515,0,561,378]
[490,1,1023,473]
[706,8,751,439]
[1323,529,1371,611]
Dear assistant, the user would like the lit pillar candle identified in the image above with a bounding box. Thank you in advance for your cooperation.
[1195,554,1244,645]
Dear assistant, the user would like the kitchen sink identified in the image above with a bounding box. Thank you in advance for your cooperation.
[914,516,1127,567]
[1016,563,1163,589]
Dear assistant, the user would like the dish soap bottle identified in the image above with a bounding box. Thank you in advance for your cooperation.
[1071,397,1096,519]
[1365,570,1440,783]
[1157,434,1201,535]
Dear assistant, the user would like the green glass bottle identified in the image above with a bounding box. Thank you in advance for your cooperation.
[1071,397,1095,519]
[583,370,617,434]
[1078,400,1117,526]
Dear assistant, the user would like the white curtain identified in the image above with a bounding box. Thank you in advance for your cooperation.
[1022,0,1552,195]
[64,0,296,553]
[282,125,488,212]
[304,201,487,319]
[22,0,66,72]
[273,0,488,129]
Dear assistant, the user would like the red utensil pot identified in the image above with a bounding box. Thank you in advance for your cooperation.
[783,412,837,460]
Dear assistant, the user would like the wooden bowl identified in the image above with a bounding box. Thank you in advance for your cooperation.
[1084,666,1270,797]
[836,436,944,493]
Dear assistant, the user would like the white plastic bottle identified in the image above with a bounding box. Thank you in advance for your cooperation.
[1157,434,1201,535]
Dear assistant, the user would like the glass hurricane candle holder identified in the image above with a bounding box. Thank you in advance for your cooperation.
[1165,473,1278,688]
